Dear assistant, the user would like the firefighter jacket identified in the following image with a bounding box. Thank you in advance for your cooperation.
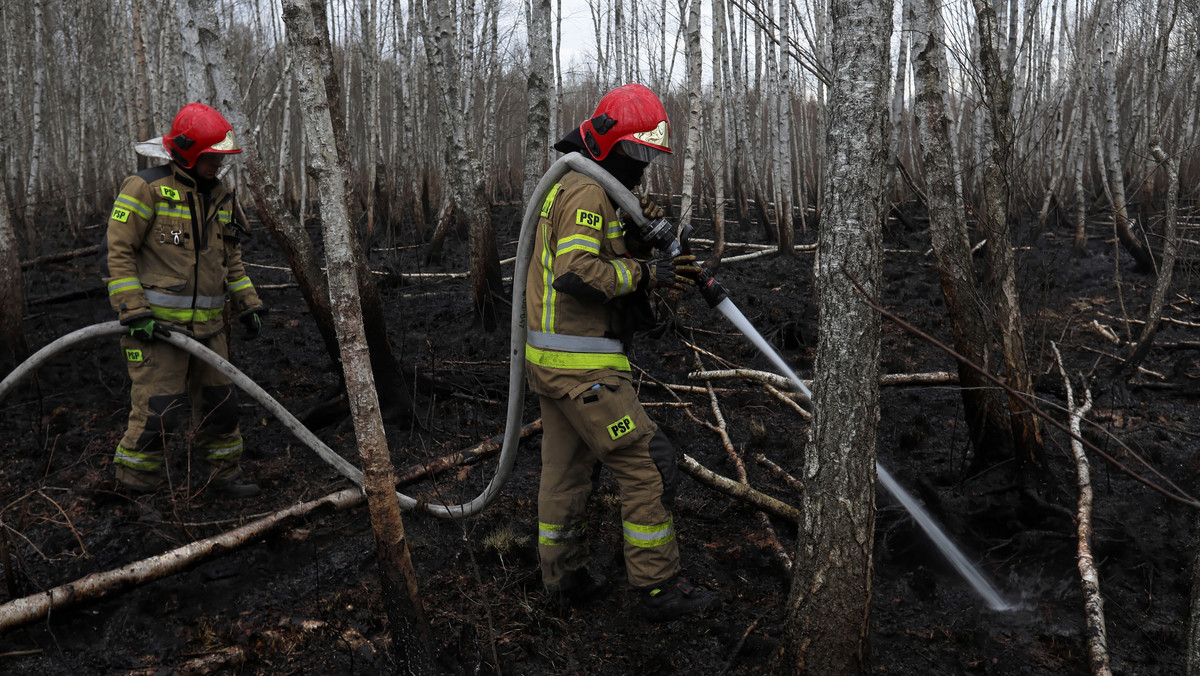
[525,170,651,399]
[105,163,263,339]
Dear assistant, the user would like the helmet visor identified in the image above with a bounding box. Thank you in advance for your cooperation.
[617,139,671,165]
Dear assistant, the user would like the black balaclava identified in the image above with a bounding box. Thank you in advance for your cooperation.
[554,128,648,190]
[179,163,221,197]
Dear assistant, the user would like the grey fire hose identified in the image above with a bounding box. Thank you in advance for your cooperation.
[0,153,706,519]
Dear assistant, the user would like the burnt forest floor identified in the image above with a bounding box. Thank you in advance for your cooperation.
[1,200,1199,675]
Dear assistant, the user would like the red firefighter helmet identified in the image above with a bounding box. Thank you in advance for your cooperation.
[579,84,671,164]
[162,103,242,169]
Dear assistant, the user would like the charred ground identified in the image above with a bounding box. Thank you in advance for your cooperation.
[0,204,1196,674]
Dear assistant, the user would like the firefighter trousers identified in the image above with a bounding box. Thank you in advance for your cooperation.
[113,331,245,479]
[537,378,681,590]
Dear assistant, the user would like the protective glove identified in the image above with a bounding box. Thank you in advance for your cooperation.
[240,310,265,341]
[127,317,169,341]
[638,193,664,220]
[644,253,701,291]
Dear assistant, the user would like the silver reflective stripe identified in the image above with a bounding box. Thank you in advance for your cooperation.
[145,290,226,309]
[527,330,623,354]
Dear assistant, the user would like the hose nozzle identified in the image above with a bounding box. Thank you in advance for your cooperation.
[696,269,728,308]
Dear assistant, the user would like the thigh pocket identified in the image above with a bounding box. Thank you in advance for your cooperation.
[569,380,654,459]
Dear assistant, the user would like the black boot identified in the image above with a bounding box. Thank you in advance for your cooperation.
[638,576,717,621]
[207,465,262,498]
[551,568,609,607]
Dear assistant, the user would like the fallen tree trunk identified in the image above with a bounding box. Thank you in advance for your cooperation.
[687,368,957,390]
[1054,343,1112,676]
[0,487,365,634]
[395,420,541,486]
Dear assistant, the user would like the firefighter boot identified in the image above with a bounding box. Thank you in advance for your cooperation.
[638,576,718,621]
[551,568,609,607]
[115,465,163,494]
[207,463,261,498]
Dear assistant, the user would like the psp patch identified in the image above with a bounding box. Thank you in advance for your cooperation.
[159,186,181,201]
[125,348,144,363]
[111,206,131,223]
[607,415,636,440]
[575,209,602,230]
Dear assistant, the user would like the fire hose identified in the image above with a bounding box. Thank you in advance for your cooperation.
[0,152,741,519]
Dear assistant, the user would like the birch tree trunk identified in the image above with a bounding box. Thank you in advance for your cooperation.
[180,0,415,427]
[281,2,435,671]
[774,0,890,666]
[1118,140,1180,379]
[419,0,503,330]
[0,178,25,370]
[678,0,702,233]
[1096,0,1155,272]
[21,0,46,255]
[524,0,553,206]
[972,0,1044,470]
[776,0,794,256]
[131,0,155,171]
[360,0,381,240]
[708,0,730,267]
[912,0,1011,459]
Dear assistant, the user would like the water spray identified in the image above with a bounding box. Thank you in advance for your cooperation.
[0,152,1015,607]
[530,154,1011,610]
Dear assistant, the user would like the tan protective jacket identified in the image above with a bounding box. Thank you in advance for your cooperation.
[525,170,649,399]
[105,163,263,339]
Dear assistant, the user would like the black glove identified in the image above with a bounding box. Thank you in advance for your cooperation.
[644,253,701,291]
[240,310,265,340]
[126,317,170,341]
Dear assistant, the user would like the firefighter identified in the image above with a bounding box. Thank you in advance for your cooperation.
[526,83,717,620]
[105,103,265,498]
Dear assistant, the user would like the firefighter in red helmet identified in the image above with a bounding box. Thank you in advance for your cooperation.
[104,103,265,498]
[526,83,717,620]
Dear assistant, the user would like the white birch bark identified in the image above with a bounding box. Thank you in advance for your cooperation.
[524,0,554,206]
[973,0,1044,466]
[677,0,702,233]
[708,0,730,266]
[281,0,434,667]
[776,0,890,666]
[24,0,46,236]
[1097,0,1154,271]
[776,0,794,255]
[360,0,381,238]
[912,0,1010,456]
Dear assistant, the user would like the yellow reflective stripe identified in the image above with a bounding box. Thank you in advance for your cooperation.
[150,306,224,323]
[556,233,600,256]
[540,220,556,333]
[115,194,153,219]
[155,203,191,219]
[605,221,624,238]
[217,210,232,223]
[622,518,675,548]
[538,522,586,546]
[227,276,253,293]
[107,277,143,296]
[525,344,630,371]
[540,183,562,218]
[610,259,632,294]
[202,439,244,460]
[113,445,162,470]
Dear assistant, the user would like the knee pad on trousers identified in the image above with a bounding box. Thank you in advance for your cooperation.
[648,427,679,509]
[148,393,188,432]
[198,385,240,436]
